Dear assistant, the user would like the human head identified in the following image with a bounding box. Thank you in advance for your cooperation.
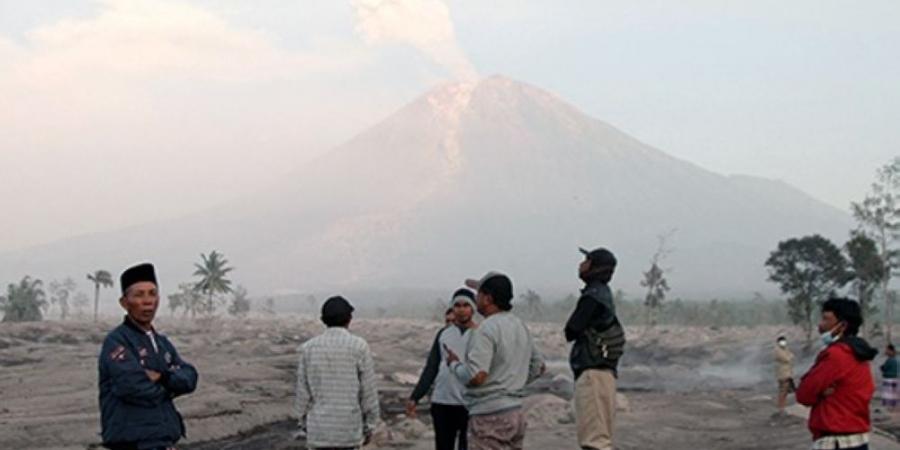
[465,272,513,316]
[819,297,863,337]
[321,296,354,327]
[578,247,617,284]
[119,263,159,328]
[888,344,896,357]
[450,288,475,325]
[776,336,787,347]
[444,307,455,325]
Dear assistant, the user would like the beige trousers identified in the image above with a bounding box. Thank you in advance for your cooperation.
[574,369,616,450]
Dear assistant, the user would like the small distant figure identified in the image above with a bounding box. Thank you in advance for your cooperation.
[773,336,795,416]
[98,263,199,450]
[881,344,899,411]
[445,272,545,450]
[565,247,625,450]
[407,288,478,450]
[796,298,876,450]
[294,296,380,449]
[445,307,457,326]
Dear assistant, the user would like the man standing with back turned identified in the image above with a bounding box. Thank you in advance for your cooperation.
[295,296,380,450]
[565,247,625,450]
[99,263,199,450]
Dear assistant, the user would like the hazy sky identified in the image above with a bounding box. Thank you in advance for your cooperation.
[2,0,898,253]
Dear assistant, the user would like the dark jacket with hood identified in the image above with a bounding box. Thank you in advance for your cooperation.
[796,336,877,440]
[564,280,626,379]
[99,317,198,449]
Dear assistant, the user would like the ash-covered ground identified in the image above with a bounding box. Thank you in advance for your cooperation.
[2,317,899,449]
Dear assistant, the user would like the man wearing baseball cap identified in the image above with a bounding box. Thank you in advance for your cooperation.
[98,262,199,450]
[294,296,380,449]
[445,272,545,450]
[407,288,478,450]
[566,247,625,450]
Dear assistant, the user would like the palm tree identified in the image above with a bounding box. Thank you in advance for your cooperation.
[87,270,114,322]
[193,250,234,315]
[1,276,47,322]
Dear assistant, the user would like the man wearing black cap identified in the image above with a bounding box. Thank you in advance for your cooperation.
[445,272,545,450]
[565,247,625,450]
[407,288,478,450]
[98,263,199,450]
[295,296,380,449]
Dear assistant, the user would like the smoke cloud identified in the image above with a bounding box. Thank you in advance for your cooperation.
[352,0,478,80]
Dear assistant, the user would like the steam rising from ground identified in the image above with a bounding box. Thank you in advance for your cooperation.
[352,0,478,80]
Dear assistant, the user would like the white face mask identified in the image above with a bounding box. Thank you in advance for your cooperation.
[820,324,842,346]
[778,340,787,348]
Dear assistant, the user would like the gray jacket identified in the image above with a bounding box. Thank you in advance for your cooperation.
[450,312,544,415]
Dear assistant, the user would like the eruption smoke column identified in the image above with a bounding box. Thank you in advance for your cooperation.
[352,0,478,81]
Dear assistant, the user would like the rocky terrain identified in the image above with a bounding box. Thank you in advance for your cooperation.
[2,316,899,449]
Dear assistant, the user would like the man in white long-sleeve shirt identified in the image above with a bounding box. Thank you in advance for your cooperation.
[445,272,545,450]
[295,296,380,449]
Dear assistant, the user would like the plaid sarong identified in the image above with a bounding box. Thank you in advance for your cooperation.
[811,433,868,449]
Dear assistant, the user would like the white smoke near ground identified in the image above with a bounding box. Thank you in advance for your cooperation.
[351,0,478,80]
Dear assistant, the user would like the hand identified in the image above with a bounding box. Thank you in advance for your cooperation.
[405,399,417,419]
[145,369,162,382]
[444,344,459,365]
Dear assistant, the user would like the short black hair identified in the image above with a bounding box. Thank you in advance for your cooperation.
[776,336,786,342]
[480,275,513,311]
[322,313,351,327]
[822,297,863,336]
[889,344,896,352]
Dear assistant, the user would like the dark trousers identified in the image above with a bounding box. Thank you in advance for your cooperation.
[431,403,468,450]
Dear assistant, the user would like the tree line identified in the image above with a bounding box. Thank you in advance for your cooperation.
[765,157,900,345]
[0,250,266,323]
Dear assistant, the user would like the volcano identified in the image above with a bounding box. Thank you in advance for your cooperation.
[1,76,851,298]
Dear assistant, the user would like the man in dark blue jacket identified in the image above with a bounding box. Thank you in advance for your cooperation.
[99,263,198,450]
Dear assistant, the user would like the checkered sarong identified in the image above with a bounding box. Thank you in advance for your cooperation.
[811,433,868,449]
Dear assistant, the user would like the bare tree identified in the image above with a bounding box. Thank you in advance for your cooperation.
[227,285,251,317]
[47,278,78,320]
[72,292,90,319]
[641,230,675,327]
[520,289,544,321]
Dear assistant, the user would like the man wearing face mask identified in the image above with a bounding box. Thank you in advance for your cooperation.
[773,336,795,416]
[796,298,877,450]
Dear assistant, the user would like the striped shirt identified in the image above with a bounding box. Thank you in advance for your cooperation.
[294,327,380,448]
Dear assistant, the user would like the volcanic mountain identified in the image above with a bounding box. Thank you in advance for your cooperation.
[1,76,851,298]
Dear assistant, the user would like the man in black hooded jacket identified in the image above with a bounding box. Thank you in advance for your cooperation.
[565,247,625,450]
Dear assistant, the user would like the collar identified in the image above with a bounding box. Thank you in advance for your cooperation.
[581,280,607,293]
[452,323,472,334]
[122,315,156,334]
[324,326,350,335]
